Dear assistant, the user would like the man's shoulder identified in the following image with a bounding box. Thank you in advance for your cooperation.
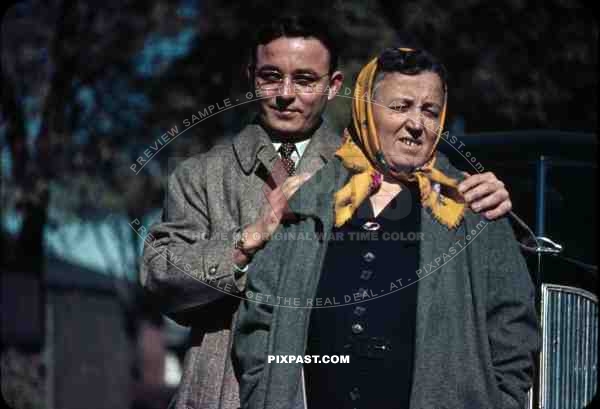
[172,140,236,173]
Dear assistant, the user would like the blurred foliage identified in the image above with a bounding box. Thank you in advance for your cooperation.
[1,0,597,274]
[377,0,597,131]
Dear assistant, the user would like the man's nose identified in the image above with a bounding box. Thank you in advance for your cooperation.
[281,76,296,97]
[276,77,296,107]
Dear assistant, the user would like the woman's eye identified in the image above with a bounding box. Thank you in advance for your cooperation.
[389,104,408,112]
[425,109,440,118]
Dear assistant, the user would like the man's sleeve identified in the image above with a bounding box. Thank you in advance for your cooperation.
[140,155,246,325]
[485,218,541,409]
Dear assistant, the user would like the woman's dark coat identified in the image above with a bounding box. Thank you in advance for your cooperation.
[234,153,540,409]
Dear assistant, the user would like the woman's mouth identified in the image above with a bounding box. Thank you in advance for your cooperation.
[398,137,422,147]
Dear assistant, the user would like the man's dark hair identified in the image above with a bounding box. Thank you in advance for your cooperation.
[373,47,448,92]
[249,14,339,73]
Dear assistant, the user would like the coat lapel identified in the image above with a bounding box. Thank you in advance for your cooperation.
[232,123,277,175]
[232,120,341,191]
[295,120,341,175]
[412,151,467,352]
[414,209,443,347]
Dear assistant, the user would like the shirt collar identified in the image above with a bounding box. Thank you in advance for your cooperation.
[272,139,311,158]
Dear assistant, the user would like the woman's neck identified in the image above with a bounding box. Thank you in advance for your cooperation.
[369,180,403,218]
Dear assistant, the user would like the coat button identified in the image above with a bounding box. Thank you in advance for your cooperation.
[208,266,217,276]
[351,323,364,334]
[362,251,375,262]
[353,305,366,316]
[360,270,373,280]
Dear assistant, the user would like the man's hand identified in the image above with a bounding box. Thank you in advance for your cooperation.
[458,171,512,220]
[234,172,312,266]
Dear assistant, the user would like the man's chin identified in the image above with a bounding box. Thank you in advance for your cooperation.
[264,117,305,136]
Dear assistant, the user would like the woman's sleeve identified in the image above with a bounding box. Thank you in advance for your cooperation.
[232,225,286,409]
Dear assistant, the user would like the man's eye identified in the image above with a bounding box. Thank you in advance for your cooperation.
[260,73,282,82]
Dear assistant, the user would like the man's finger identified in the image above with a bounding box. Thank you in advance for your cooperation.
[281,179,304,197]
[483,200,512,220]
[471,190,509,213]
[267,181,303,214]
[463,181,500,203]
[282,174,311,196]
[280,173,309,189]
[458,172,495,194]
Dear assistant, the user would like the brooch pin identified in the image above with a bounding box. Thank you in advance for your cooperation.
[433,183,446,206]
[369,172,382,193]
[362,221,381,231]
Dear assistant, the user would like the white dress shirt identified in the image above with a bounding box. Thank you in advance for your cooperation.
[272,139,311,166]
[234,138,312,273]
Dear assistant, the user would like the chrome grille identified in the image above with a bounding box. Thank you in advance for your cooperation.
[540,284,598,408]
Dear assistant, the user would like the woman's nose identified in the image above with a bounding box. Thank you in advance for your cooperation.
[405,111,425,135]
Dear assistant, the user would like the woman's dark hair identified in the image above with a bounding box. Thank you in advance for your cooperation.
[373,47,447,91]
[249,13,339,73]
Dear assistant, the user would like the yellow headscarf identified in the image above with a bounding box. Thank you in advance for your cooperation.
[333,48,466,229]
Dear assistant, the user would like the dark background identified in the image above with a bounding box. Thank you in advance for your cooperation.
[1,1,597,408]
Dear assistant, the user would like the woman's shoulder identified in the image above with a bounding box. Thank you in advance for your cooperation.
[290,158,349,201]
[435,151,467,181]
[282,157,350,224]
[462,209,521,259]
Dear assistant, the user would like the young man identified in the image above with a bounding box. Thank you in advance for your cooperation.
[141,15,513,409]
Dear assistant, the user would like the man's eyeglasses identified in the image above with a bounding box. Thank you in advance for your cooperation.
[254,69,330,94]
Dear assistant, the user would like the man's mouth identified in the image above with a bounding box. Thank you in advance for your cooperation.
[398,137,422,147]
[270,105,300,115]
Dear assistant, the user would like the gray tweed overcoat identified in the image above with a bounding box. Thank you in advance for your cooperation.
[141,121,341,409]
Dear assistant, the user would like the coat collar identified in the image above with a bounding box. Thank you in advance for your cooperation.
[288,150,463,217]
[432,150,465,180]
[232,123,277,174]
[232,119,341,175]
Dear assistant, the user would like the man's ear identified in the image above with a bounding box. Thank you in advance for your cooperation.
[327,70,344,100]
[246,64,253,83]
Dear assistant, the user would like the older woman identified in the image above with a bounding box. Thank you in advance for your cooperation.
[233,48,540,409]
